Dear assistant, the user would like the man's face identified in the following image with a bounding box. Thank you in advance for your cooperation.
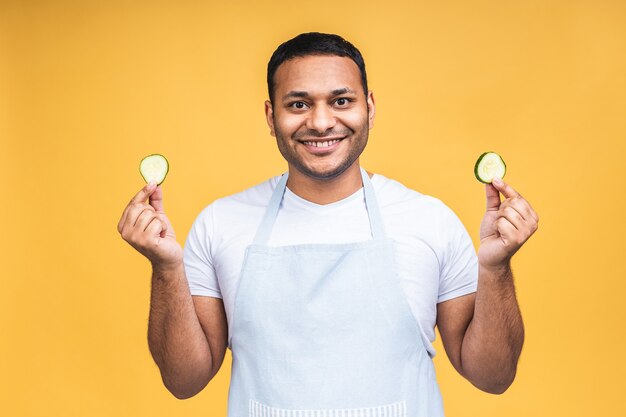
[265,55,375,180]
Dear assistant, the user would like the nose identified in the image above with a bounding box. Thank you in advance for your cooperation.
[306,105,336,133]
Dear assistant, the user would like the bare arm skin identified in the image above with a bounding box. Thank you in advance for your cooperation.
[437,264,523,394]
[148,263,228,399]
[118,183,228,399]
[436,178,538,394]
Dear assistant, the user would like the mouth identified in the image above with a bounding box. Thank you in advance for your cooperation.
[298,137,346,151]
[302,138,342,147]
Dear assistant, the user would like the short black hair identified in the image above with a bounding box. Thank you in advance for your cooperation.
[267,32,368,103]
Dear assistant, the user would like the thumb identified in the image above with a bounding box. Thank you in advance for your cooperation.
[149,184,165,212]
[485,182,501,211]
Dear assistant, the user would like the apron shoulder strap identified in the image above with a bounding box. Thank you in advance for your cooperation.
[360,167,386,241]
[252,172,289,245]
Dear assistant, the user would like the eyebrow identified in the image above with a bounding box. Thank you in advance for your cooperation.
[282,91,309,100]
[281,87,357,101]
[331,87,356,96]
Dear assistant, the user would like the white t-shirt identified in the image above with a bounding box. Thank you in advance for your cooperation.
[184,173,478,357]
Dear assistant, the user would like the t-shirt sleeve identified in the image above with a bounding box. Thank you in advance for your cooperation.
[183,205,223,298]
[437,205,478,303]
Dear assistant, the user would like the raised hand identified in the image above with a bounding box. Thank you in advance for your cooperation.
[117,182,183,269]
[478,178,539,270]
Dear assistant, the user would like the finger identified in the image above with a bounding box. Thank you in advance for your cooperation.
[149,184,165,212]
[506,197,539,223]
[485,183,501,211]
[131,182,157,205]
[119,183,157,232]
[117,206,130,233]
[126,204,154,229]
[529,206,539,223]
[156,212,169,237]
[521,199,539,223]
[500,206,524,231]
[496,217,518,244]
[146,217,164,236]
[491,177,520,200]
[136,208,158,232]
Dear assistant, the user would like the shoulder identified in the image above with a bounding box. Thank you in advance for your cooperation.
[187,174,284,246]
[193,174,283,221]
[371,173,457,220]
[371,173,469,256]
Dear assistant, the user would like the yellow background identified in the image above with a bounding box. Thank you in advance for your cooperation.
[2,0,625,416]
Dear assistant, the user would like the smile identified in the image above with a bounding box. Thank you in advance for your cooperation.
[301,138,343,148]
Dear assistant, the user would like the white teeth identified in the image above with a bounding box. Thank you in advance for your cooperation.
[304,139,341,147]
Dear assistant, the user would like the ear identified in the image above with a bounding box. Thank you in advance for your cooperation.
[367,91,376,129]
[264,100,276,137]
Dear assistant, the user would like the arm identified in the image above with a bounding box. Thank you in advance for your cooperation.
[437,264,523,394]
[148,263,228,399]
[118,183,228,399]
[437,178,537,394]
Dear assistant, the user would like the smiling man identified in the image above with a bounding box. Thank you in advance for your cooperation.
[269,53,371,173]
[118,32,538,416]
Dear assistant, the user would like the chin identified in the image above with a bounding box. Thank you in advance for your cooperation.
[296,160,357,180]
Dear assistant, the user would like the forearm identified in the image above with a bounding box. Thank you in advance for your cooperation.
[461,262,524,394]
[147,262,213,399]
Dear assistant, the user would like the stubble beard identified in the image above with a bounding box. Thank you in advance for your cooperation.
[274,119,369,181]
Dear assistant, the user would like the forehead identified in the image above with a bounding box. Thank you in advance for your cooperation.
[273,55,362,97]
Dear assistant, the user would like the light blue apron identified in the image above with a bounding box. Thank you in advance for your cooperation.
[228,168,445,417]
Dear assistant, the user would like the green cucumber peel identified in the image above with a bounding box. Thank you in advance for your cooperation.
[139,154,169,185]
[474,151,506,183]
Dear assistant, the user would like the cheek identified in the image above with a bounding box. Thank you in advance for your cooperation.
[274,113,302,136]
[340,112,369,130]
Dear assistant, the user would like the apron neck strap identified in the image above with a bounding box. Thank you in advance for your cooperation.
[252,167,386,245]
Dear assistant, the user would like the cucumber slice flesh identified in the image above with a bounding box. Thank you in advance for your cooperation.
[140,154,169,185]
[474,152,506,183]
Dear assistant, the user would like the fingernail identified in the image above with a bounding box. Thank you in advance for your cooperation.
[148,181,156,188]
[492,177,503,186]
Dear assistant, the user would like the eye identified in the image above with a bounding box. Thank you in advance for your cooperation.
[335,97,351,107]
[290,101,308,110]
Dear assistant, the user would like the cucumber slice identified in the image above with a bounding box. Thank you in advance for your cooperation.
[139,154,169,185]
[474,152,506,183]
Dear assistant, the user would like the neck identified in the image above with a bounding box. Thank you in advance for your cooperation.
[286,162,372,205]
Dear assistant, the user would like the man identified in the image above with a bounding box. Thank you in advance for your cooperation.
[118,33,538,416]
